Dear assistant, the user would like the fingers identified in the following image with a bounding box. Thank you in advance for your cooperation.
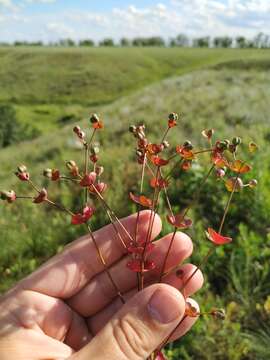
[19,210,162,299]
[70,284,186,360]
[87,263,203,335]
[67,232,193,317]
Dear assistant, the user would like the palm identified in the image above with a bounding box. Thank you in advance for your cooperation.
[0,211,203,359]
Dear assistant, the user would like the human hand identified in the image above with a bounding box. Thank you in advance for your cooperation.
[0,211,203,360]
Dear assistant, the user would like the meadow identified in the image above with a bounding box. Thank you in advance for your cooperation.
[0,47,269,359]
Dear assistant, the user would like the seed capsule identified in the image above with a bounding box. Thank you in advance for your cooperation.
[210,308,226,320]
[129,125,136,134]
[90,113,100,124]
[0,190,16,203]
[249,179,258,188]
[90,144,100,155]
[95,166,104,176]
[66,160,77,170]
[17,164,27,173]
[168,112,178,121]
[232,137,242,146]
[216,168,226,178]
[73,125,81,134]
[183,140,193,151]
[162,140,170,149]
[43,168,53,178]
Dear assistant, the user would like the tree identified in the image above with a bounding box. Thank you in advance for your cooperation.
[147,36,165,47]
[132,37,144,47]
[193,37,210,48]
[79,39,95,47]
[253,32,269,48]
[99,38,115,47]
[174,33,189,47]
[58,39,76,47]
[213,36,233,48]
[235,36,247,48]
[120,38,130,47]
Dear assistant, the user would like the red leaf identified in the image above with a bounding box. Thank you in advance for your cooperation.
[147,143,163,155]
[127,242,155,254]
[80,172,97,187]
[181,160,192,171]
[126,259,156,273]
[211,151,229,168]
[51,169,60,181]
[129,192,152,208]
[150,177,169,189]
[16,172,30,181]
[176,146,195,160]
[92,121,104,129]
[230,160,252,174]
[33,189,48,204]
[168,119,177,128]
[206,228,232,245]
[90,182,107,194]
[151,156,169,167]
[90,154,98,163]
[71,206,94,225]
[167,214,192,229]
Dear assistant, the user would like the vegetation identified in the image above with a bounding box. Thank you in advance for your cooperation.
[1,47,270,139]
[2,32,270,49]
[0,47,269,359]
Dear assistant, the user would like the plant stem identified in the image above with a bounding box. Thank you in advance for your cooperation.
[134,154,147,244]
[159,164,215,282]
[60,176,80,184]
[157,315,188,352]
[28,179,40,193]
[45,199,74,216]
[92,184,134,244]
[158,227,177,282]
[84,144,89,204]
[99,199,127,250]
[178,166,241,294]
[139,166,161,290]
[16,196,35,200]
[86,223,125,304]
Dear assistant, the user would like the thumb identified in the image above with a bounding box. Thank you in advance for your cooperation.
[71,284,185,360]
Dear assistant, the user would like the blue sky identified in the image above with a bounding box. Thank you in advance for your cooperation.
[0,0,269,43]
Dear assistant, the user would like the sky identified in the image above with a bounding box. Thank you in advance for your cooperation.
[0,0,269,43]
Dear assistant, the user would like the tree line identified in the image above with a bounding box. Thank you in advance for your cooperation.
[0,33,269,48]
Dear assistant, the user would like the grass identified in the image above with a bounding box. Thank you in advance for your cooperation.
[0,48,270,359]
[0,47,270,135]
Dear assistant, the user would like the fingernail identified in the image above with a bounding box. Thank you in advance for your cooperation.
[147,289,183,324]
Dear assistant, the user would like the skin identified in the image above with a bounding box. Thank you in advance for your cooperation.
[0,211,203,360]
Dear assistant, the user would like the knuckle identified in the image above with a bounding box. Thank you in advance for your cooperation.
[112,315,151,360]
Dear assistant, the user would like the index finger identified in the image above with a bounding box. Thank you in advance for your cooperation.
[18,210,162,299]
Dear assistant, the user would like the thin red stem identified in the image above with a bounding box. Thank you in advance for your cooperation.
[86,223,125,304]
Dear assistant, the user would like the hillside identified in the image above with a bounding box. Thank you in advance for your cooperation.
[0,47,270,134]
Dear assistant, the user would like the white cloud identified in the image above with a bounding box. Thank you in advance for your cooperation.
[0,1,269,43]
[46,22,75,37]
[0,0,18,11]
[26,0,57,3]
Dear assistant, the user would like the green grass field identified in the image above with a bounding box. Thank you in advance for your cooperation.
[0,47,270,360]
[1,47,270,135]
